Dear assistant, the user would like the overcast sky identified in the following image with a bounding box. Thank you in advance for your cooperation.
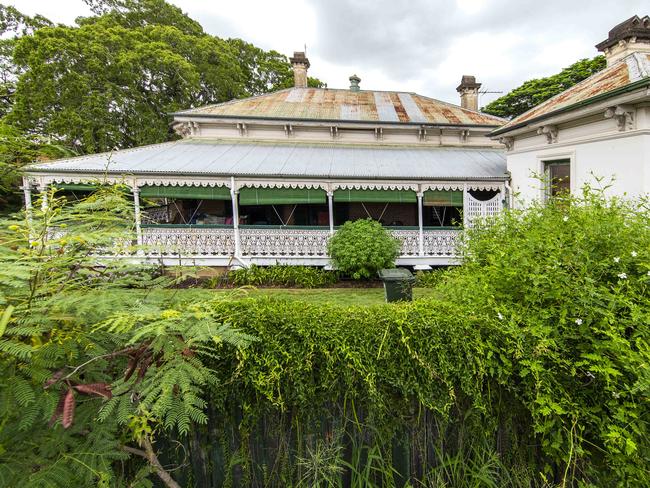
[8,0,648,106]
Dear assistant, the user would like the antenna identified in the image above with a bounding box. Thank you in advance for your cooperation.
[478,89,503,96]
[304,43,307,55]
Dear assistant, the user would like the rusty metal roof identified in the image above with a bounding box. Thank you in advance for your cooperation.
[174,88,505,127]
[494,52,650,135]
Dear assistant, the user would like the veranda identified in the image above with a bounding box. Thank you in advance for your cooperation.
[23,176,505,268]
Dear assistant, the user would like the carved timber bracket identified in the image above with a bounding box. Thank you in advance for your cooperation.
[537,125,558,144]
[173,121,198,138]
[498,136,514,151]
[604,105,634,131]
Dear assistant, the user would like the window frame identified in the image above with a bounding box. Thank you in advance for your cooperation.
[538,152,575,200]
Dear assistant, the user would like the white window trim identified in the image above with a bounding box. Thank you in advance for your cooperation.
[537,151,576,200]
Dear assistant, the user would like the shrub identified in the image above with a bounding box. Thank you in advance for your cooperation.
[439,188,650,485]
[414,268,448,288]
[226,264,338,288]
[327,219,400,279]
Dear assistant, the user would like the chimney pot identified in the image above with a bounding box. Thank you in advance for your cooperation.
[289,51,310,88]
[456,75,481,111]
[349,74,361,91]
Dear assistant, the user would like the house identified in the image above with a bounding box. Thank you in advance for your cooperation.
[22,52,507,268]
[491,15,650,203]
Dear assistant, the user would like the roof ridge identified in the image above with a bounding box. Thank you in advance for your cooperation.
[412,92,507,122]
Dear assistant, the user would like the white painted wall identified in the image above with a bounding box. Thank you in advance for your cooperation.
[506,101,650,205]
[509,133,650,204]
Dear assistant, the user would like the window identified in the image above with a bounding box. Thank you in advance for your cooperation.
[544,159,571,198]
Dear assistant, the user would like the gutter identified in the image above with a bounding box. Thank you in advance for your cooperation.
[25,169,510,181]
[490,77,650,136]
[170,112,502,129]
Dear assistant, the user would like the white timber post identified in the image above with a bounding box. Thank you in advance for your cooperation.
[38,182,49,213]
[417,190,424,256]
[230,176,241,256]
[21,178,33,225]
[462,183,469,228]
[132,184,143,248]
[327,189,334,235]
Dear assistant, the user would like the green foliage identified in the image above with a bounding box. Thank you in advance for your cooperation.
[225,264,338,288]
[0,187,252,487]
[4,1,324,154]
[0,122,74,209]
[327,219,400,279]
[414,268,448,288]
[483,56,606,118]
[439,187,650,485]
[157,187,647,487]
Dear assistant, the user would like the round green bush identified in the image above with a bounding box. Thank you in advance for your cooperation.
[327,219,400,279]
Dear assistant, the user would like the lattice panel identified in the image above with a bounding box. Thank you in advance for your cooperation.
[465,193,502,226]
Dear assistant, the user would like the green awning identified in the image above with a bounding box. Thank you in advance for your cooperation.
[423,190,463,206]
[139,185,231,200]
[333,189,416,203]
[55,183,100,192]
[239,188,326,205]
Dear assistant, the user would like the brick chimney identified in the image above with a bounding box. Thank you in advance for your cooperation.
[289,51,310,88]
[456,75,481,111]
[596,15,650,66]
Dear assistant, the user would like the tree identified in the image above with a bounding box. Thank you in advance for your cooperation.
[482,56,606,119]
[0,187,253,487]
[4,1,325,154]
[226,38,325,95]
[0,122,74,210]
[0,5,53,118]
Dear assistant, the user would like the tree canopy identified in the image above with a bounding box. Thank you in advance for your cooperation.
[0,0,324,208]
[482,56,606,119]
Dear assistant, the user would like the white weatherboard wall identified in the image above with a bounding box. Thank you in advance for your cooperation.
[506,108,650,205]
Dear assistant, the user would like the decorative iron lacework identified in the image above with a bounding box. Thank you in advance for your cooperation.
[331,182,419,191]
[29,176,504,195]
[141,227,235,256]
[423,230,460,256]
[239,228,331,257]
[138,227,461,258]
[390,230,420,256]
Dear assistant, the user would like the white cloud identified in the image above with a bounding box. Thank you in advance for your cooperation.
[5,0,649,106]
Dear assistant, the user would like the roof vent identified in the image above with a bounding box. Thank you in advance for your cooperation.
[349,74,361,91]
[596,15,650,66]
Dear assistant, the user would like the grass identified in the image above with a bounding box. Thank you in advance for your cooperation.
[139,287,439,307]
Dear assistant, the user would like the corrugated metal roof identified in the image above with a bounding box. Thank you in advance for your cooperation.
[495,52,650,134]
[174,88,506,126]
[28,139,507,180]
